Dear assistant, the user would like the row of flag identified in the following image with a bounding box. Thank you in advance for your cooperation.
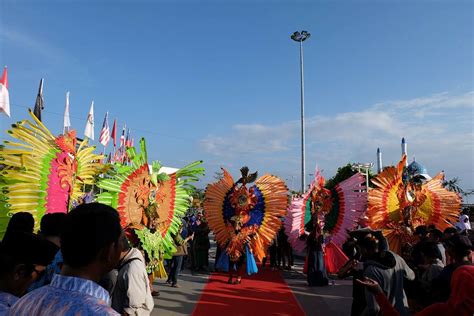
[0,66,134,163]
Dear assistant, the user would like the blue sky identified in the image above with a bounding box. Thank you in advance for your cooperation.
[0,0,473,196]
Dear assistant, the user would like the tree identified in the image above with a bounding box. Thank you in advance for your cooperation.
[443,177,465,195]
[324,164,357,191]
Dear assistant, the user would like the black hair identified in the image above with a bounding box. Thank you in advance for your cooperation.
[359,234,379,252]
[445,234,472,258]
[0,232,57,277]
[61,203,122,268]
[444,227,458,235]
[40,213,67,237]
[415,225,428,237]
[429,228,443,240]
[420,241,441,259]
[5,212,34,236]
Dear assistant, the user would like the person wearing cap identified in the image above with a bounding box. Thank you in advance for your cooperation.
[9,203,123,316]
[0,232,56,315]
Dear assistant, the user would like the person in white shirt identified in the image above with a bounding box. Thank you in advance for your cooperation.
[111,235,154,316]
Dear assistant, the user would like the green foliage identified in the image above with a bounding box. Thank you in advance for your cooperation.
[324,164,357,191]
[135,228,165,273]
[325,163,376,190]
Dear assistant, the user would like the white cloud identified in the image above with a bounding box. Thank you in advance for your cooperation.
[198,91,474,190]
[0,28,67,62]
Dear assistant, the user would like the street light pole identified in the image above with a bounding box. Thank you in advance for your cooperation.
[291,30,311,193]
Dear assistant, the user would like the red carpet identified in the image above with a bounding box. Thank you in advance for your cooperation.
[192,267,305,316]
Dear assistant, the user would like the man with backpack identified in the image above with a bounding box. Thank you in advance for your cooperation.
[112,235,154,315]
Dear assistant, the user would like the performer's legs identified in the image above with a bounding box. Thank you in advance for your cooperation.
[234,262,244,284]
[228,259,234,284]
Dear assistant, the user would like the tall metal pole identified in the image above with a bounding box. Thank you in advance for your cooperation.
[291,31,310,193]
[299,40,306,193]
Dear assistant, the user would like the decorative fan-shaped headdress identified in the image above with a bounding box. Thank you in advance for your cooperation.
[204,167,288,261]
[0,110,102,236]
[97,138,204,276]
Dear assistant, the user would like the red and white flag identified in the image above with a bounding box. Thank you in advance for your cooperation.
[111,118,117,147]
[99,112,110,147]
[0,66,10,117]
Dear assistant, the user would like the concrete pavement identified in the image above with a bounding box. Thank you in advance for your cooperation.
[152,259,353,315]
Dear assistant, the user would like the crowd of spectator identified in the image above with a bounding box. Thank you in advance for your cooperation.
[338,214,474,316]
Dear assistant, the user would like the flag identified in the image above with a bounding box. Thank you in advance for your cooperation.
[125,128,131,147]
[120,125,126,148]
[63,92,71,133]
[0,66,10,117]
[111,118,117,147]
[119,125,126,162]
[99,112,110,147]
[84,101,95,140]
[33,79,44,121]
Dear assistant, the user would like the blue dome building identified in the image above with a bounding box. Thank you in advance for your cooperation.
[407,159,431,180]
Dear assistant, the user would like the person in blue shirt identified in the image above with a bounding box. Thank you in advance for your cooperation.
[0,232,56,315]
[9,203,124,316]
[29,213,66,292]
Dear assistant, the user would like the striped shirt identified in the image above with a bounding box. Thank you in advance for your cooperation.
[9,274,118,315]
[0,292,18,316]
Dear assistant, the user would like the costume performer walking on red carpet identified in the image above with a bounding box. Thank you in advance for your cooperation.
[205,167,288,284]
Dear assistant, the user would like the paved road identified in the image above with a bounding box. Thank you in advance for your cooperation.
[151,268,209,316]
[152,259,352,315]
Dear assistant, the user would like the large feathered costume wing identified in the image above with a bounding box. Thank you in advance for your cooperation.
[417,174,460,230]
[204,168,288,261]
[251,174,289,260]
[97,138,204,274]
[0,110,101,233]
[324,173,367,246]
[203,169,235,248]
[285,171,366,270]
[367,156,406,229]
[284,172,319,253]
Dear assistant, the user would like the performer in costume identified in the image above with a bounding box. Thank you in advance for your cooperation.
[97,138,204,283]
[0,110,102,236]
[205,167,288,284]
[285,170,367,277]
[367,155,461,256]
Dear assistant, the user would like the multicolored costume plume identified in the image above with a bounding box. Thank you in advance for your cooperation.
[97,138,204,277]
[285,170,367,273]
[0,110,102,235]
[368,155,461,254]
[204,167,288,262]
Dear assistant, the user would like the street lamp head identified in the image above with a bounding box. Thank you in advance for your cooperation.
[291,30,311,42]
